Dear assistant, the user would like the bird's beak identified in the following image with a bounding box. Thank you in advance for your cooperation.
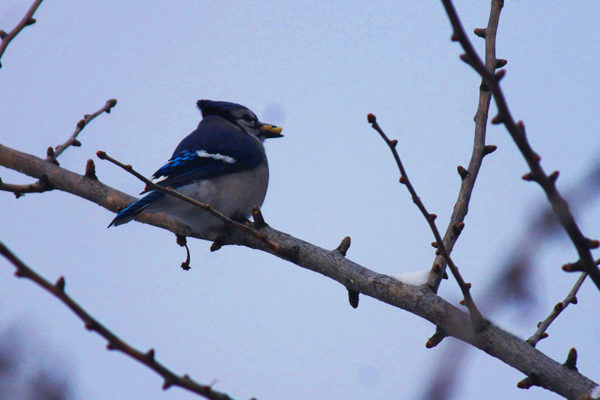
[259,123,283,139]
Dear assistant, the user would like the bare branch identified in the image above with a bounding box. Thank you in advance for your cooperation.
[428,0,503,292]
[0,0,44,68]
[440,0,600,290]
[49,99,117,162]
[367,114,486,332]
[0,99,115,198]
[527,264,596,346]
[1,144,599,399]
[0,241,236,400]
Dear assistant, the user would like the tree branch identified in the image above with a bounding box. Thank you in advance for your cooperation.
[0,0,44,68]
[427,0,503,292]
[49,99,117,162]
[0,241,236,400]
[440,0,600,291]
[527,265,595,347]
[0,99,116,198]
[367,114,486,332]
[1,143,597,399]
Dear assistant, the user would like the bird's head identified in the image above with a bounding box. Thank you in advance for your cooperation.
[197,100,283,142]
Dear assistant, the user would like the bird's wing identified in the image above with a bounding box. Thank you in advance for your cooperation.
[151,116,263,188]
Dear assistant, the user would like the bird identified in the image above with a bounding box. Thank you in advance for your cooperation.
[108,99,283,233]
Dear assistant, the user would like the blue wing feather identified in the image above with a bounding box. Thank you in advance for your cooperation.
[151,116,264,188]
[108,191,165,227]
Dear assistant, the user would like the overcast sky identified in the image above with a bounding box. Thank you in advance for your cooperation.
[1,1,599,399]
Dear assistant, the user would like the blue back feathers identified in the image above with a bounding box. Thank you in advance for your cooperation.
[152,115,264,188]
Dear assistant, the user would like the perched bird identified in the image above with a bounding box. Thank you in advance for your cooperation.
[108,100,283,233]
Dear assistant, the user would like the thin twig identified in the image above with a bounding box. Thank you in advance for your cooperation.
[0,241,236,400]
[527,266,595,346]
[440,0,600,291]
[48,99,118,162]
[96,150,279,252]
[0,99,116,197]
[427,0,503,291]
[367,115,486,332]
[0,0,44,68]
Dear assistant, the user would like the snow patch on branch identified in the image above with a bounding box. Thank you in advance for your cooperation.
[391,270,429,286]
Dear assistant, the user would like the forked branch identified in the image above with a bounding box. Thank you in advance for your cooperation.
[427,0,503,292]
[367,114,486,332]
[440,0,600,290]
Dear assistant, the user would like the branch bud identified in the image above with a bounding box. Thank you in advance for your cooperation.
[453,221,465,235]
[495,59,508,69]
[335,236,351,256]
[473,28,486,38]
[563,348,578,371]
[483,144,497,155]
[586,238,599,249]
[521,173,535,182]
[491,115,503,125]
[517,374,540,389]
[84,159,98,180]
[347,288,359,309]
[457,165,469,180]
[562,261,583,272]
[55,276,66,292]
[495,69,506,81]
[146,348,156,362]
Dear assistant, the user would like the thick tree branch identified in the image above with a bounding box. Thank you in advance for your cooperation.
[428,0,503,292]
[1,143,597,399]
[0,0,44,68]
[0,242,236,400]
[440,0,600,291]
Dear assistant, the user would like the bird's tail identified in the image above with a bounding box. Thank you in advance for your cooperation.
[108,191,165,228]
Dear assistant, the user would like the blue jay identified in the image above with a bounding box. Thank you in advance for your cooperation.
[108,100,283,233]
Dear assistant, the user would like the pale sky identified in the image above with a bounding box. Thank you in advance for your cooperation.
[1,1,599,399]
